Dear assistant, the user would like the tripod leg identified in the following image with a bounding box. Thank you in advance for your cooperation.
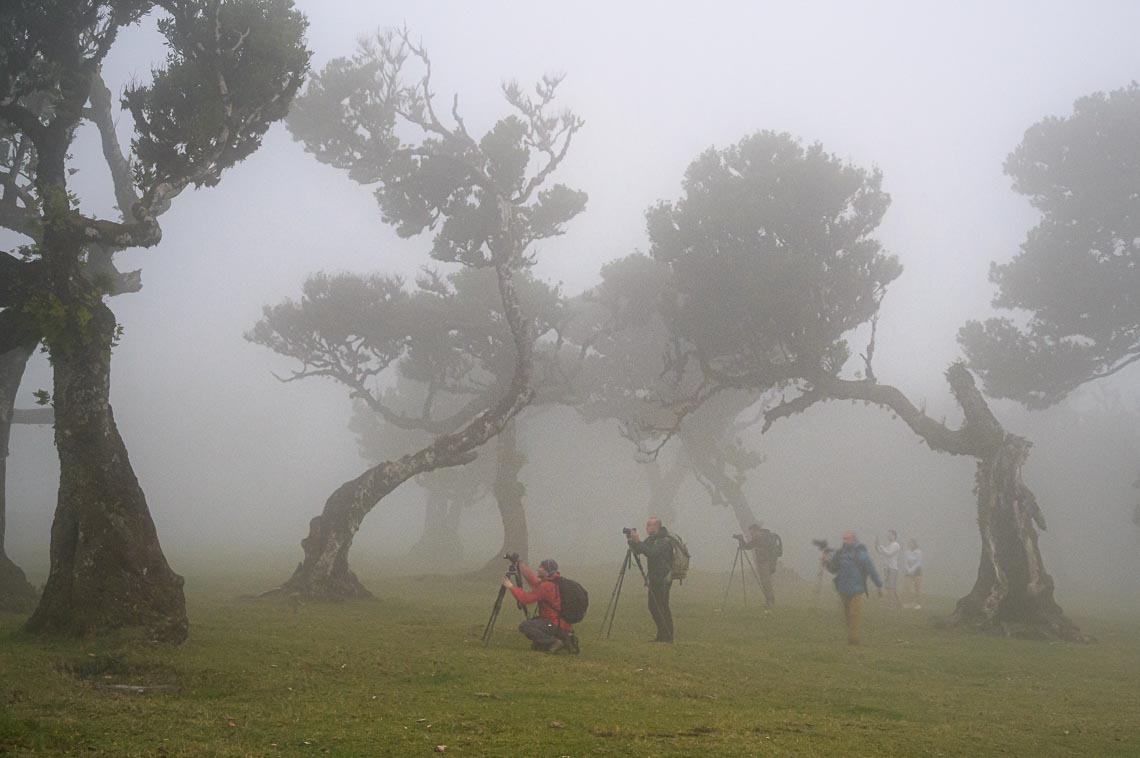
[483,585,509,645]
[721,547,741,609]
[601,549,631,639]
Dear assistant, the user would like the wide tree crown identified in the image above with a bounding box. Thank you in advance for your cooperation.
[648,130,900,387]
[961,83,1140,408]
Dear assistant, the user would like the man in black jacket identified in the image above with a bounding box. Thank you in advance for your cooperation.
[627,517,674,643]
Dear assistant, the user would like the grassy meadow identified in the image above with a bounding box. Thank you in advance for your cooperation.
[2,562,1138,756]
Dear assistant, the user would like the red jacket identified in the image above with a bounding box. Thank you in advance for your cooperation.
[509,566,572,630]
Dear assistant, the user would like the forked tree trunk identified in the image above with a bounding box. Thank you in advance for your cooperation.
[25,298,187,641]
[481,420,528,571]
[686,444,759,532]
[281,260,536,597]
[0,343,40,613]
[771,362,1084,640]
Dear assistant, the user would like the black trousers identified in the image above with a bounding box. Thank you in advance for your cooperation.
[647,578,673,642]
[519,618,565,648]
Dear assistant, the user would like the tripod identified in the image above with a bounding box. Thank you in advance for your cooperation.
[720,542,767,609]
[482,559,530,645]
[599,546,649,639]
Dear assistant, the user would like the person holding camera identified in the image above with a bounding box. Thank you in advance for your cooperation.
[502,558,573,653]
[627,517,674,643]
[823,531,882,646]
[737,521,780,608]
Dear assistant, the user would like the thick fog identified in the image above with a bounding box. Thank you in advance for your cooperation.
[5,1,1139,609]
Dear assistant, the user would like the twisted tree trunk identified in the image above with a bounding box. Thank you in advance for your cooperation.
[281,260,536,598]
[0,343,40,613]
[25,296,186,641]
[768,362,1084,640]
[950,438,1082,639]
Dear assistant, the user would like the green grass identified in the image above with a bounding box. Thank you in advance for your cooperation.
[2,566,1138,756]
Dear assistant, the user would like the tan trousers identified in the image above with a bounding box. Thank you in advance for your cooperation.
[841,593,864,645]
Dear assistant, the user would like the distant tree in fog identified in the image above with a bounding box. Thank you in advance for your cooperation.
[0,0,309,639]
[960,84,1140,409]
[249,267,563,576]
[643,130,1086,640]
[254,28,585,597]
[569,254,766,530]
[959,85,1140,529]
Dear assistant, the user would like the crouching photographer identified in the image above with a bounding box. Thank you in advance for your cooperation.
[502,558,579,654]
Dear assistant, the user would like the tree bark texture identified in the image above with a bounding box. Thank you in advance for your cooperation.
[0,343,40,612]
[24,298,186,641]
[775,362,1084,640]
[282,260,536,598]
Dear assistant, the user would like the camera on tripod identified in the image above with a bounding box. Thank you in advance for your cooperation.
[621,527,634,536]
[732,533,745,542]
[812,538,833,555]
[503,552,520,563]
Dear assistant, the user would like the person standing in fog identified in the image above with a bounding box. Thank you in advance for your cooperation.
[875,529,901,611]
[903,538,923,609]
[824,531,882,645]
[627,517,674,643]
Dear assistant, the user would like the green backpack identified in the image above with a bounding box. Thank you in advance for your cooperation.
[666,532,691,584]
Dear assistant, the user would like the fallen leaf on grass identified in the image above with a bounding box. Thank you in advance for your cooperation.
[549,721,565,729]
[434,746,447,752]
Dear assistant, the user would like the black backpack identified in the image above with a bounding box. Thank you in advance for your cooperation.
[554,576,589,624]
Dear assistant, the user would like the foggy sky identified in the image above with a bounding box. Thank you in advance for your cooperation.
[5,1,1140,602]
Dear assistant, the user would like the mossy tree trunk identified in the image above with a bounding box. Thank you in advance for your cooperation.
[24,293,186,640]
[20,114,186,640]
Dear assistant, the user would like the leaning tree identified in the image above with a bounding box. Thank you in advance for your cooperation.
[250,267,564,574]
[259,29,585,597]
[643,129,1086,640]
[0,0,309,639]
[960,84,1140,529]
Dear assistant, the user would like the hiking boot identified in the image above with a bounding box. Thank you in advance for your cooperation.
[546,639,565,654]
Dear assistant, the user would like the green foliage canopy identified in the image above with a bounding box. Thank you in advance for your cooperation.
[960,83,1140,408]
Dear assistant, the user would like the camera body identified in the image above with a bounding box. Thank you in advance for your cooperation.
[621,527,634,536]
[503,552,520,563]
[812,538,832,554]
[732,533,745,541]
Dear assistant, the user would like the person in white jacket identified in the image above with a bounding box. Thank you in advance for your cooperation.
[903,538,923,609]
[875,529,901,610]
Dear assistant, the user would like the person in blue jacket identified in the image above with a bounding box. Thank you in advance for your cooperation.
[823,530,882,645]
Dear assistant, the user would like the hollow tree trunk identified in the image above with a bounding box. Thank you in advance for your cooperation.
[25,298,187,641]
[281,259,536,598]
[0,343,40,613]
[949,437,1084,640]
[776,362,1084,640]
[481,420,528,572]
